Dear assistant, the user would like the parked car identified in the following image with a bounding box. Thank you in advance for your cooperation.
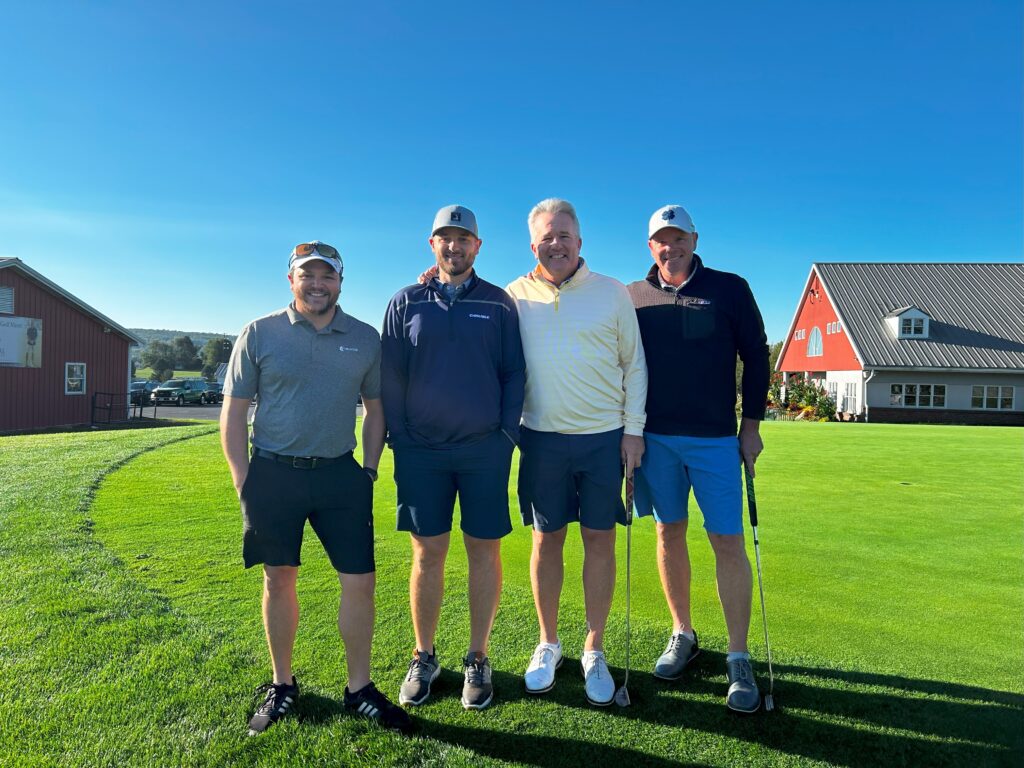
[203,382,223,404]
[151,378,208,406]
[130,380,158,406]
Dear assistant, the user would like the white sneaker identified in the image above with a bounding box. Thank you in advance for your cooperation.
[524,641,563,693]
[580,650,615,706]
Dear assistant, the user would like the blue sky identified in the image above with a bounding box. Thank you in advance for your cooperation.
[1,1,1020,343]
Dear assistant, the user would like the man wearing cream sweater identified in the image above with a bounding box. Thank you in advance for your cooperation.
[507,198,647,707]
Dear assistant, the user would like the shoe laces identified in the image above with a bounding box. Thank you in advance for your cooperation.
[464,656,488,685]
[583,651,607,678]
[729,658,754,684]
[254,681,292,715]
[529,644,555,669]
[405,651,433,680]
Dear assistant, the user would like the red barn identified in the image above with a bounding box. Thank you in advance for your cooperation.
[777,263,1024,426]
[0,258,143,432]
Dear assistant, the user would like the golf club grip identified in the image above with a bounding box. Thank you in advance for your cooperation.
[743,465,758,527]
[625,472,635,524]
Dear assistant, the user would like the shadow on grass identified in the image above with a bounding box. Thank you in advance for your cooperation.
[251,655,1023,767]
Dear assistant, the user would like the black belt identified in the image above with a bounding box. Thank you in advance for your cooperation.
[252,448,351,469]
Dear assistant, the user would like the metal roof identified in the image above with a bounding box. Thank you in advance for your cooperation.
[0,258,145,345]
[815,262,1024,371]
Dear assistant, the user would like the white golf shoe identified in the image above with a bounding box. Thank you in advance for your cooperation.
[524,641,563,693]
[580,650,615,706]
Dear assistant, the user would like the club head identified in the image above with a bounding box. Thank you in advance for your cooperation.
[614,685,631,707]
[763,693,776,712]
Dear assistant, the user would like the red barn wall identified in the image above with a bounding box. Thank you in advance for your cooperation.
[0,269,132,431]
[778,270,861,372]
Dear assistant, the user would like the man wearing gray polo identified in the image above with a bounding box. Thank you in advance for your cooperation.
[221,240,410,735]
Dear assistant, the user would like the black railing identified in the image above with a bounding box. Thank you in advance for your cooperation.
[91,392,131,425]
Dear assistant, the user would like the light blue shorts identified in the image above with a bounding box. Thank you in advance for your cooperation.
[634,433,743,535]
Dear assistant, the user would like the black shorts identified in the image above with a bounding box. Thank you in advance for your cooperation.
[240,452,375,574]
[517,427,626,532]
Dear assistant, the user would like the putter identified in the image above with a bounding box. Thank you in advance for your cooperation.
[614,472,635,707]
[744,465,776,712]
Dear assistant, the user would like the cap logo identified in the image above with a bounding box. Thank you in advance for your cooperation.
[451,212,462,222]
[662,209,676,221]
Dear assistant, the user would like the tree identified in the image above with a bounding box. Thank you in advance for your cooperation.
[201,337,234,379]
[140,340,176,381]
[171,336,201,370]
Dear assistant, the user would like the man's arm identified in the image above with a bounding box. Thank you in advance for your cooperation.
[735,277,770,476]
[499,298,526,445]
[380,296,411,445]
[361,397,385,476]
[220,395,251,496]
[615,286,648,475]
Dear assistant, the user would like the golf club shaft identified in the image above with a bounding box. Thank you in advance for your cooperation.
[744,466,775,696]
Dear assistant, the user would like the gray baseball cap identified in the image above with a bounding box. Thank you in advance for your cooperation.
[649,205,696,238]
[431,204,479,237]
[288,241,343,274]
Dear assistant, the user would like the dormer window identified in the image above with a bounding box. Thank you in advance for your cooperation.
[901,318,925,336]
[885,307,930,339]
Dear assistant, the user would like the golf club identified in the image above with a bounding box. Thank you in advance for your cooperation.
[744,464,776,711]
[614,472,635,707]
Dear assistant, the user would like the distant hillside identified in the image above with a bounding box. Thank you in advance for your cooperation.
[129,329,236,349]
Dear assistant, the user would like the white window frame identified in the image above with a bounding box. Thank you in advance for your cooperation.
[971,385,1014,410]
[890,383,946,408]
[899,317,927,337]
[65,362,87,395]
[807,326,823,357]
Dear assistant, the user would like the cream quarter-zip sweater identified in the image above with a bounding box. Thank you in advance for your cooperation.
[506,260,647,435]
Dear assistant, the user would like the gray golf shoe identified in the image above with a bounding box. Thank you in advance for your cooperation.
[653,630,700,680]
[461,653,494,710]
[399,649,441,706]
[725,656,761,713]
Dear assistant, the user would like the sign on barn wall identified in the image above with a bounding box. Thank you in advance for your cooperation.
[0,316,43,367]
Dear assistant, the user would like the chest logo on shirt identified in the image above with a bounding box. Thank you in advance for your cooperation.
[687,298,712,306]
[468,313,490,320]
[339,345,360,352]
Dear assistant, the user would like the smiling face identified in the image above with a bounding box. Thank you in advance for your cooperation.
[288,260,341,319]
[430,226,481,284]
[648,227,698,286]
[530,211,582,286]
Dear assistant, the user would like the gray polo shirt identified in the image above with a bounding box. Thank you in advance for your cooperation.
[224,303,382,458]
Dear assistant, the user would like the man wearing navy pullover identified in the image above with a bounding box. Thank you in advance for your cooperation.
[627,204,770,713]
[382,205,525,711]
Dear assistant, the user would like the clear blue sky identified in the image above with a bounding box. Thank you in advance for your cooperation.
[1,1,1020,343]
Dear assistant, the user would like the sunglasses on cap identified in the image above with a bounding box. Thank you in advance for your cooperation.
[291,241,340,260]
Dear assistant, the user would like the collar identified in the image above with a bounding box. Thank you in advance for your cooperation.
[431,271,477,299]
[647,254,703,292]
[286,302,351,332]
[529,258,590,289]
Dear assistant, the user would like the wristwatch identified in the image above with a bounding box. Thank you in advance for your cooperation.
[364,466,378,482]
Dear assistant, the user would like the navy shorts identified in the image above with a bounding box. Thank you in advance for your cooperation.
[240,452,375,574]
[517,427,626,532]
[394,430,515,539]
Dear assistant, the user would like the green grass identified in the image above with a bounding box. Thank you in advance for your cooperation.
[1,423,1021,766]
[134,368,202,380]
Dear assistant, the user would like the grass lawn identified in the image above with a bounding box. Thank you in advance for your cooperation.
[134,368,203,381]
[1,422,1021,767]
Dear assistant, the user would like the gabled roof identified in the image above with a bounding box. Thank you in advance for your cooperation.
[884,305,930,319]
[815,262,1024,371]
[0,258,144,345]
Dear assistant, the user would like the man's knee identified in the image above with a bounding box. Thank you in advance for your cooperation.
[580,525,615,554]
[339,571,376,600]
[708,532,748,561]
[412,533,449,570]
[463,534,501,567]
[263,565,298,596]
[656,519,688,546]
[533,527,567,555]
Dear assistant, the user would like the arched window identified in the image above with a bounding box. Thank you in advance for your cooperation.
[807,326,823,357]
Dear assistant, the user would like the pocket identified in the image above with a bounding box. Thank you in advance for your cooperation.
[682,303,716,340]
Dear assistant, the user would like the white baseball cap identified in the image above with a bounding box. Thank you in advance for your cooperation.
[648,205,696,238]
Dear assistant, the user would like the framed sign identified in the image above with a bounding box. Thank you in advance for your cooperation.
[0,316,43,367]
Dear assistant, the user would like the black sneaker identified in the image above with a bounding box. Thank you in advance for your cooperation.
[344,682,412,733]
[247,677,299,735]
[461,653,494,710]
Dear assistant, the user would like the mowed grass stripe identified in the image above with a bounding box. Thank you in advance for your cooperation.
[2,423,1022,766]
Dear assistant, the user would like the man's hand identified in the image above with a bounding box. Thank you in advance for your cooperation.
[621,433,645,476]
[418,265,439,285]
[739,417,764,477]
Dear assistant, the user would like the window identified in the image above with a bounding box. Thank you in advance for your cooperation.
[794,328,806,341]
[807,327,823,357]
[890,383,946,408]
[972,385,1014,410]
[843,382,858,413]
[900,317,925,336]
[65,362,86,395]
[0,286,12,314]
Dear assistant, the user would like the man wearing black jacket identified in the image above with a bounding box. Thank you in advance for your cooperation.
[381,205,526,712]
[626,204,770,713]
